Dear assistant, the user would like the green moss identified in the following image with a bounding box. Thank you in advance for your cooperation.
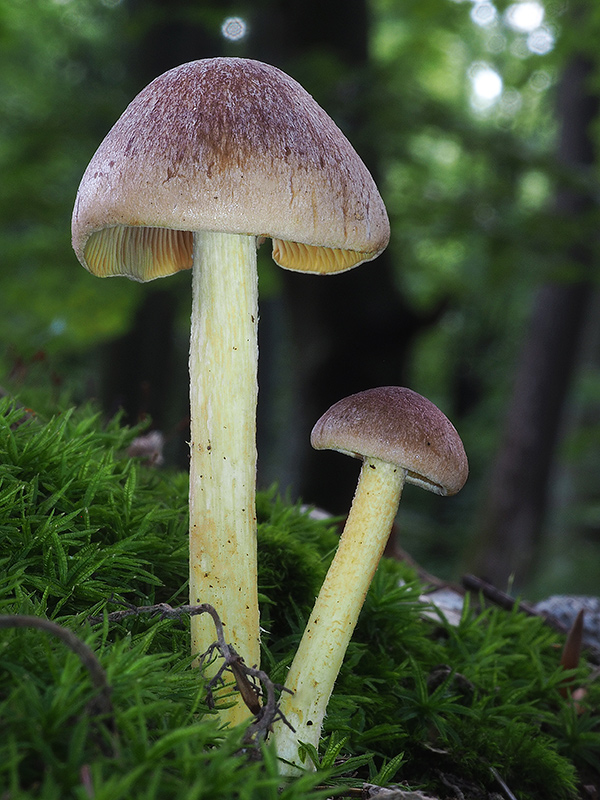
[0,399,597,798]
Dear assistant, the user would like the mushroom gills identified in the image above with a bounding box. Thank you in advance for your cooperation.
[84,226,193,280]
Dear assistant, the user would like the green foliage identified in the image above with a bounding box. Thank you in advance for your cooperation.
[0,0,144,359]
[0,402,188,619]
[256,491,340,642]
[1,401,598,798]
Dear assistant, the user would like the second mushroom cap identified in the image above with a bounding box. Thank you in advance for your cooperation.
[310,386,468,496]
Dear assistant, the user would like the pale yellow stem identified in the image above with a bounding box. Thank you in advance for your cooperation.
[188,230,260,727]
[273,458,405,772]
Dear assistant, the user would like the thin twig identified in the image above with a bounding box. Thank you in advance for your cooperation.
[461,575,541,620]
[489,765,519,800]
[89,600,294,746]
[0,614,116,753]
[0,614,112,713]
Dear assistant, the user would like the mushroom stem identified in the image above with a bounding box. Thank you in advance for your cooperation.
[273,457,406,772]
[188,229,260,726]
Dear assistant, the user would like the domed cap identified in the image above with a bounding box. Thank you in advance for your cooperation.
[310,386,468,496]
[72,57,390,282]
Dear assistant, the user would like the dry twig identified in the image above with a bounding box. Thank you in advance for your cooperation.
[89,600,293,746]
[0,614,117,756]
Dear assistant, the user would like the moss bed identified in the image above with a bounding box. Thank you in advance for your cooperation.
[1,398,599,799]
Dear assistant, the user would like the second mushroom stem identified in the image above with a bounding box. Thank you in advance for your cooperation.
[188,229,260,726]
[273,458,407,772]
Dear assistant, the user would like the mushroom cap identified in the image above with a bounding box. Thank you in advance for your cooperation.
[310,387,468,496]
[71,57,389,282]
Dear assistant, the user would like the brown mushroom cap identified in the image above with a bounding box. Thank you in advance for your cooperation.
[71,57,389,281]
[310,386,468,496]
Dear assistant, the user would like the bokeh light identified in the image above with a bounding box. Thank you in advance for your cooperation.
[505,1,545,32]
[469,62,503,108]
[221,16,248,42]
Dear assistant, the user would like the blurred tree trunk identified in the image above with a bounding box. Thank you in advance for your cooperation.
[253,0,439,512]
[102,288,177,424]
[126,0,222,89]
[471,56,598,588]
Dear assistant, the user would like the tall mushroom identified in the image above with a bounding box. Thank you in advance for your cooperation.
[71,58,389,725]
[273,386,468,771]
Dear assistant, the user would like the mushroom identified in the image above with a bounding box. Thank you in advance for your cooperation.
[273,386,468,772]
[71,58,389,725]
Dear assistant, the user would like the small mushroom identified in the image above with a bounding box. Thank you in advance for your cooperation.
[273,386,468,772]
[71,58,389,725]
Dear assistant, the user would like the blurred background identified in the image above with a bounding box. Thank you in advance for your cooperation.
[1,0,599,599]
